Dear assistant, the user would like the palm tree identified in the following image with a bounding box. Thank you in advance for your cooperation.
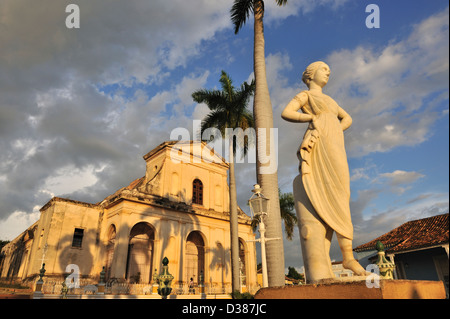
[251,189,297,240]
[278,190,297,240]
[231,0,288,287]
[192,70,255,293]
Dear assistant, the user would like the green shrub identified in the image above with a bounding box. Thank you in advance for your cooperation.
[230,290,254,299]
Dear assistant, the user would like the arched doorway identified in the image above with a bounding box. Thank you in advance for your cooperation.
[126,222,155,283]
[105,225,116,281]
[185,231,205,285]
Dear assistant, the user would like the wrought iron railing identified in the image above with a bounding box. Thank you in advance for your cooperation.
[40,279,241,296]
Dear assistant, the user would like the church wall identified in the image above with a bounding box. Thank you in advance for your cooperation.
[102,200,133,280]
[0,224,36,281]
[103,198,257,290]
[144,151,166,197]
[55,202,101,278]
[1,199,101,282]
[25,202,56,279]
[17,234,34,280]
[162,157,185,202]
[31,200,101,279]
[154,144,229,212]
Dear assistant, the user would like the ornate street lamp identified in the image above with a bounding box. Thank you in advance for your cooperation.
[157,257,174,299]
[61,272,69,299]
[98,266,106,294]
[248,184,279,288]
[33,263,46,298]
[375,241,396,279]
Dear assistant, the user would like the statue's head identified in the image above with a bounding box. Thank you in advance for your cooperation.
[302,61,330,88]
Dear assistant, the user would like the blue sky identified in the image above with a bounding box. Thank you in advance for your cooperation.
[0,0,448,271]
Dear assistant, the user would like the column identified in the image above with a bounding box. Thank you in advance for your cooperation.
[177,221,186,288]
[110,215,130,280]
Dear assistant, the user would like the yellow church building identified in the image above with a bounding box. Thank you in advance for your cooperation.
[0,141,258,295]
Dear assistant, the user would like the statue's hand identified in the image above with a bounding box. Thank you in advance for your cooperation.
[311,114,318,129]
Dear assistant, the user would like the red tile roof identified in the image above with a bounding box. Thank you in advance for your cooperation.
[354,213,449,254]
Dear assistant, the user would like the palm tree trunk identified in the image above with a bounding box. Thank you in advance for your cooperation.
[253,1,285,287]
[228,138,241,292]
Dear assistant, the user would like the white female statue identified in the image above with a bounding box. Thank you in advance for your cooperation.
[282,61,367,282]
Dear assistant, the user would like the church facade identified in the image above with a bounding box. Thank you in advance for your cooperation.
[0,141,258,294]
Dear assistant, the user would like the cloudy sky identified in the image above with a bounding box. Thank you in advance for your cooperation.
[0,0,448,271]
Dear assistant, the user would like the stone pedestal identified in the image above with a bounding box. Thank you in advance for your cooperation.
[35,280,43,292]
[152,284,159,294]
[32,279,44,299]
[97,283,105,294]
[32,291,44,299]
[254,280,446,299]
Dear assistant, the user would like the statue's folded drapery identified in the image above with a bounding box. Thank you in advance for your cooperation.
[297,91,353,240]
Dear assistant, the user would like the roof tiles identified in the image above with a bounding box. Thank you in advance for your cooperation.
[354,213,449,254]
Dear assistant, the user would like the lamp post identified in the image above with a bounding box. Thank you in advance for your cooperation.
[248,184,280,288]
[33,263,46,299]
[98,266,106,295]
[157,257,174,299]
[61,271,69,299]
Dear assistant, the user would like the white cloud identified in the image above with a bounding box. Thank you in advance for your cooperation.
[173,71,210,118]
[324,7,449,157]
[373,170,425,195]
[350,167,370,181]
[0,0,233,85]
[0,1,235,228]
[0,210,41,241]
[10,138,54,164]
[41,164,105,197]
[378,170,425,187]
[264,0,349,23]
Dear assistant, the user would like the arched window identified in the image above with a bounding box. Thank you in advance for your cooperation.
[192,179,203,205]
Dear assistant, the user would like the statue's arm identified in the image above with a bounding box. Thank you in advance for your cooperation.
[281,92,314,123]
[337,106,352,131]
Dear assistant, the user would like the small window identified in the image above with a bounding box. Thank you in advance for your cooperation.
[192,179,203,205]
[72,228,84,248]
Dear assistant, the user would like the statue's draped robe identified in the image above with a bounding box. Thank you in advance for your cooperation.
[297,91,353,240]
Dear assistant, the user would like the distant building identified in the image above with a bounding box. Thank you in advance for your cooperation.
[354,213,448,296]
[0,141,258,294]
[331,261,355,278]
